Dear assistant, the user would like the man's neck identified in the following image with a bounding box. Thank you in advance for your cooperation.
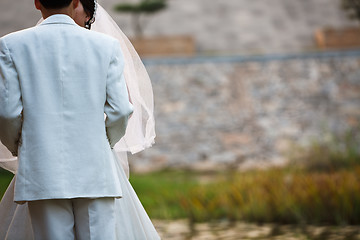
[41,7,74,20]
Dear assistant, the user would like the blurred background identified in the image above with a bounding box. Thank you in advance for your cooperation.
[1,0,360,239]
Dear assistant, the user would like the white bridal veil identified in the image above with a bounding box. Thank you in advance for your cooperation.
[0,4,155,178]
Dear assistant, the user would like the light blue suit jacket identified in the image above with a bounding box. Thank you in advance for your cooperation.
[0,15,133,202]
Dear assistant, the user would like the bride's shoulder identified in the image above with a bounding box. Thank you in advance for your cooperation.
[83,29,119,48]
[87,29,117,42]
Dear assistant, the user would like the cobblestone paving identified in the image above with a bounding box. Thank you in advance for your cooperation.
[154,220,360,240]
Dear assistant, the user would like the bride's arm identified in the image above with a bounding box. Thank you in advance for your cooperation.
[105,41,133,148]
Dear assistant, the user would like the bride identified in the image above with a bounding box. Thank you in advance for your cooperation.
[0,0,159,239]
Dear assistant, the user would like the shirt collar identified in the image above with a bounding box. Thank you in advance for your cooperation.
[39,14,77,26]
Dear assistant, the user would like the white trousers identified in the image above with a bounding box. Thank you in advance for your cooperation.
[28,198,116,240]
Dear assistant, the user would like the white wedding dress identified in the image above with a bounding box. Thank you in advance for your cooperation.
[0,4,160,240]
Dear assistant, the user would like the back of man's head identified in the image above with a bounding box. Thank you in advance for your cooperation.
[39,0,72,9]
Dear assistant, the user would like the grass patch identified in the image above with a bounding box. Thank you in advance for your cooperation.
[0,170,14,200]
[129,170,200,219]
[129,166,360,225]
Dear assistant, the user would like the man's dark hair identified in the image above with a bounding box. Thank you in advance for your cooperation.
[39,0,72,9]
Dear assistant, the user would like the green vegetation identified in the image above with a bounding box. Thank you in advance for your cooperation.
[129,167,360,225]
[341,0,360,23]
[129,129,360,225]
[129,170,198,219]
[0,170,13,198]
[114,0,167,37]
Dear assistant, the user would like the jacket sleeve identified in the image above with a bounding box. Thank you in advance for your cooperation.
[104,40,133,148]
[0,38,23,156]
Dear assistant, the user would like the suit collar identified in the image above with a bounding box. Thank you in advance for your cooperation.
[39,14,77,26]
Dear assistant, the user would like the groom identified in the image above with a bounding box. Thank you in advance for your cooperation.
[0,0,133,239]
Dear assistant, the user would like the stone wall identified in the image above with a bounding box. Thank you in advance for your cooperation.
[129,51,360,172]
